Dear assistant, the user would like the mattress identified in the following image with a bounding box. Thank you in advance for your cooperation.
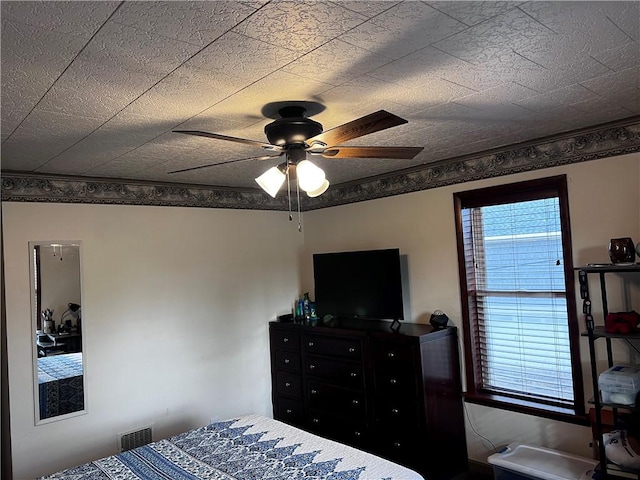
[39,413,425,479]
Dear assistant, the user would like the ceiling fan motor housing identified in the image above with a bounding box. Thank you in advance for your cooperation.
[264,106,323,146]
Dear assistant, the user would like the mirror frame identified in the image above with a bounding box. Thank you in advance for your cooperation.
[29,240,87,425]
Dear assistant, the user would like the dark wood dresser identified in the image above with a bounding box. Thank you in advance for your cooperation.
[269,318,468,480]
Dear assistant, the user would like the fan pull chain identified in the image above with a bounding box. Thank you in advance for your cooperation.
[286,165,293,221]
[297,176,302,232]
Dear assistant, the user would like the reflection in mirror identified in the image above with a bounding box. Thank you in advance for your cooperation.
[30,241,86,424]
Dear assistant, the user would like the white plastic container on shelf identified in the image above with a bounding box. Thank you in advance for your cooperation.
[598,364,640,405]
[488,443,597,480]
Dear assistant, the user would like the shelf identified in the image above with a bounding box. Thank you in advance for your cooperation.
[576,264,640,273]
[582,326,640,340]
[588,397,638,412]
[597,460,640,479]
[581,266,640,479]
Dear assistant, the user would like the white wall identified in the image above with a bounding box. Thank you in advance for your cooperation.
[3,203,302,479]
[302,153,640,463]
[3,153,639,478]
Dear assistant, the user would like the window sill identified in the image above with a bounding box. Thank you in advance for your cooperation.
[463,391,589,426]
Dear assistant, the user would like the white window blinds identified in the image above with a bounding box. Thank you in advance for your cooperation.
[462,197,574,405]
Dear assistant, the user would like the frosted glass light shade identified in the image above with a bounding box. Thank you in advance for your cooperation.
[306,179,330,197]
[255,166,286,198]
[296,160,325,192]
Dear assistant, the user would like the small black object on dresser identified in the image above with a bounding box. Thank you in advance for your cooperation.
[269,318,468,480]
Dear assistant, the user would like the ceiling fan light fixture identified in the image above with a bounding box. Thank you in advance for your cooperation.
[296,159,326,192]
[306,179,330,198]
[255,165,286,198]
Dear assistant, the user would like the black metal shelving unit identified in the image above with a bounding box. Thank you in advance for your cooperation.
[578,263,640,479]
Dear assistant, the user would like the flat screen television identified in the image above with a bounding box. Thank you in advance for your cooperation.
[312,248,404,323]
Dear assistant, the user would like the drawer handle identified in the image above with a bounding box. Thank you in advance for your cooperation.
[311,389,318,395]
[350,372,358,378]
[393,441,402,448]
[283,337,289,343]
[286,408,292,414]
[312,418,320,424]
[352,399,359,405]
[284,359,290,364]
[285,382,291,387]
[391,408,399,414]
[388,352,395,358]
[308,341,314,347]
[309,364,316,370]
[389,378,397,385]
[354,431,361,437]
[348,347,356,353]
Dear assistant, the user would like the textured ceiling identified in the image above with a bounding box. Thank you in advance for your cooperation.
[1,1,639,209]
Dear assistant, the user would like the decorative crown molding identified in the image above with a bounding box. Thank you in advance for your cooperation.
[3,117,639,210]
[306,117,640,210]
[1,175,286,211]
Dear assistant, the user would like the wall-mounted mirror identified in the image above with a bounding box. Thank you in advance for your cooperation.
[29,241,86,424]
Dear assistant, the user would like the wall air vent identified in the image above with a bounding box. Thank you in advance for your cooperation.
[118,425,152,452]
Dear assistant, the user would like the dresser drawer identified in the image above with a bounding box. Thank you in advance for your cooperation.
[374,395,419,426]
[373,427,421,465]
[372,340,414,367]
[275,397,304,425]
[271,329,300,350]
[307,379,367,419]
[307,409,370,449]
[303,333,363,359]
[373,369,417,396]
[276,371,302,399]
[305,355,364,388]
[276,350,301,372]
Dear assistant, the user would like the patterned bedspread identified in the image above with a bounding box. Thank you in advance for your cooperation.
[38,352,83,383]
[40,414,425,480]
[38,353,84,419]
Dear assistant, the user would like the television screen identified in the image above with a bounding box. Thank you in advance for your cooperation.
[313,248,404,321]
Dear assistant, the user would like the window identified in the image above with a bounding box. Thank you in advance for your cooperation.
[454,175,586,424]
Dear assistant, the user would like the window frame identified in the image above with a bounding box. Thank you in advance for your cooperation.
[453,175,587,425]
[34,245,42,331]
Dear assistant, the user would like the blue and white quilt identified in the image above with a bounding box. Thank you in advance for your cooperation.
[39,414,425,480]
[38,352,84,419]
[38,352,83,383]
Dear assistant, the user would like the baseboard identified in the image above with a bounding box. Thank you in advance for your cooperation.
[468,459,494,477]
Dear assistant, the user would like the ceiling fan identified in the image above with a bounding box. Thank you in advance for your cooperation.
[171,101,423,198]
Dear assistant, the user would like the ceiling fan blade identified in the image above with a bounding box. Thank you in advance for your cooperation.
[168,153,283,174]
[321,146,424,159]
[307,110,408,146]
[173,130,280,151]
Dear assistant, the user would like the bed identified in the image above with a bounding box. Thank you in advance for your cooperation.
[39,413,425,479]
[38,352,84,419]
